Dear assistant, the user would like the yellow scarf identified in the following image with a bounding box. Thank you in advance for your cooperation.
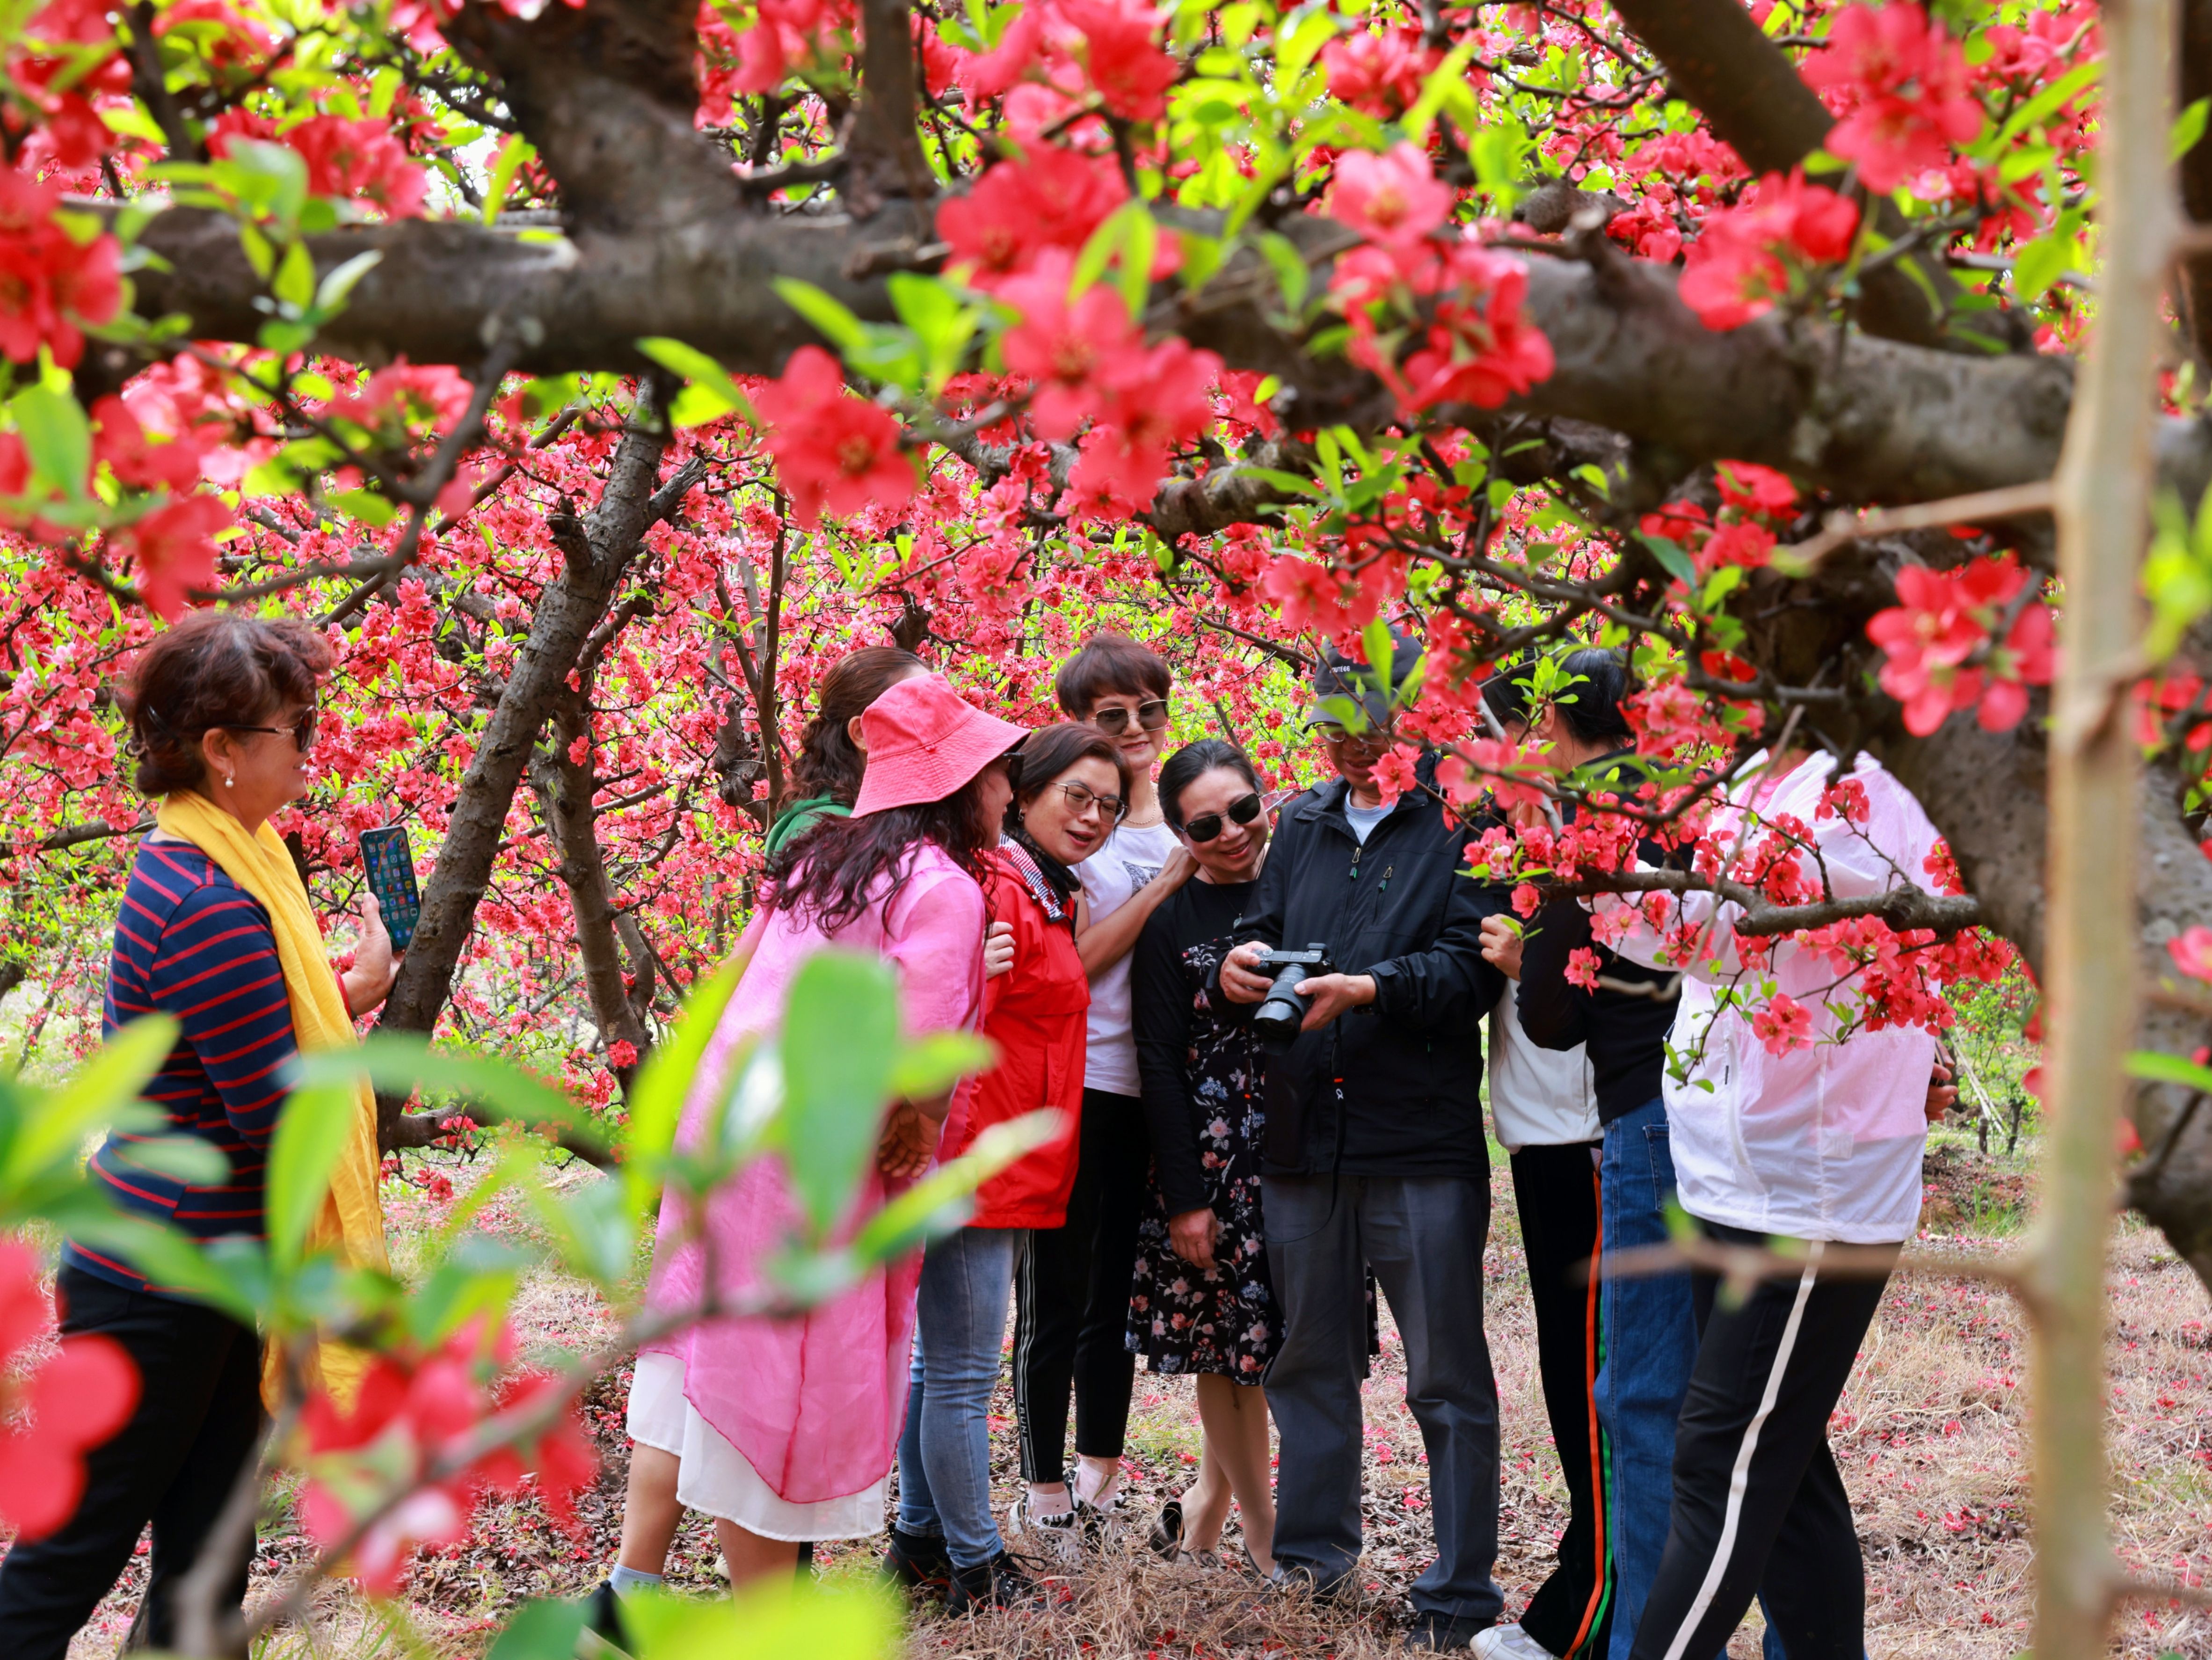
[155,792,390,1411]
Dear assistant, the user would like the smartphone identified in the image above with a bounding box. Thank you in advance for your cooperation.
[357,826,422,954]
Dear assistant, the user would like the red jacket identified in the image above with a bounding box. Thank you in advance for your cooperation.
[943,845,1087,1228]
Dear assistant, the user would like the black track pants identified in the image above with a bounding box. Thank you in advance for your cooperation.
[1013,1088,1147,1480]
[1511,1143,1613,1660]
[0,1265,266,1660]
[1628,1223,1895,1660]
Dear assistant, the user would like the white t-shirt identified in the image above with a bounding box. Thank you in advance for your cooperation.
[1077,818,1183,1097]
[1487,981,1599,1152]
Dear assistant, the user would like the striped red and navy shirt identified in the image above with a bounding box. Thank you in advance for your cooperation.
[65,838,300,1292]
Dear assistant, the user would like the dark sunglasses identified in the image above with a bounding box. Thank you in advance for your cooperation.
[223,706,319,752]
[1182,792,1263,844]
[1313,721,1389,753]
[1092,699,1170,736]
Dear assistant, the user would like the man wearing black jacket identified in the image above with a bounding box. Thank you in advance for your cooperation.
[1219,637,1509,1649]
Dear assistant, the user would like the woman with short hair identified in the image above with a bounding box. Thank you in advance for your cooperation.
[1127,738,1279,1574]
[0,611,397,1659]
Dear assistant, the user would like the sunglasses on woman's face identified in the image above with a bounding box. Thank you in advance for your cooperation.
[224,706,318,752]
[1091,699,1170,736]
[1183,792,1263,844]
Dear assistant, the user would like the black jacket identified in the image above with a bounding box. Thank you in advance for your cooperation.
[1515,750,1678,1123]
[1228,755,1507,1179]
[1515,895,1674,1123]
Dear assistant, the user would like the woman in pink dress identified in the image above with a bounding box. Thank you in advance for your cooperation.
[596,675,1027,1615]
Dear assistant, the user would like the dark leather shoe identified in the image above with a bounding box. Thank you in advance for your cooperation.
[1406,1610,1492,1651]
[950,1550,1046,1611]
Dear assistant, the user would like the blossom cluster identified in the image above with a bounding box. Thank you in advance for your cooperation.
[297,1320,597,1594]
[0,1238,138,1541]
[1867,554,2056,736]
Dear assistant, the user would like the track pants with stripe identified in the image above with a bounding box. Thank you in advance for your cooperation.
[1510,1143,1613,1660]
[1012,1087,1146,1482]
[1628,1222,1897,1660]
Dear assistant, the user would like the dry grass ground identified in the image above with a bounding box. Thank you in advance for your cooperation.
[53,1138,2212,1660]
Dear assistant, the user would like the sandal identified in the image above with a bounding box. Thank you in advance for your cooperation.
[1147,1499,1185,1563]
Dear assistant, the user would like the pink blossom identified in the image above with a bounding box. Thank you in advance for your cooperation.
[1801,4,1983,194]
[1327,144,1454,250]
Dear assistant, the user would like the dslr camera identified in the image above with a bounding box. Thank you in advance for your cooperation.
[1249,944,1333,1052]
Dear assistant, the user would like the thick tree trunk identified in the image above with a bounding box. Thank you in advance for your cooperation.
[373,390,701,1148]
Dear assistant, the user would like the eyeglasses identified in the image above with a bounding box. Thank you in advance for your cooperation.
[1091,699,1170,736]
[1312,722,1389,753]
[1182,792,1262,844]
[223,707,318,752]
[1053,781,1128,821]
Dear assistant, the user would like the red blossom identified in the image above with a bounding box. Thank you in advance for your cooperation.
[2170,926,2212,986]
[1057,0,1178,121]
[1801,3,1984,195]
[1866,553,2054,735]
[997,256,1146,441]
[1678,171,1860,331]
[938,146,1128,285]
[284,116,429,218]
[752,346,919,527]
[1327,143,1455,250]
[0,166,122,369]
[1750,990,1815,1055]
[113,494,233,620]
[1715,460,1799,517]
[0,1238,138,1542]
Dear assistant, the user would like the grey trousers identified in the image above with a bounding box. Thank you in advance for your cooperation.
[1261,1172,1505,1622]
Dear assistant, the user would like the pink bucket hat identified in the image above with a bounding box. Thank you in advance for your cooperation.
[851,674,1029,817]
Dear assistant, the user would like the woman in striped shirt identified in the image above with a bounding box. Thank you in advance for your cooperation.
[0,612,400,1660]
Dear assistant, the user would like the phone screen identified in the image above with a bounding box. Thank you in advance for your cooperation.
[358,826,422,954]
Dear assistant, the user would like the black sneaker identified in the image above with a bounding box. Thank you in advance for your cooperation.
[1266,1560,1354,1606]
[577,1581,633,1658]
[1406,1610,1491,1651]
[949,1550,1045,1611]
[884,1526,954,1594]
[1148,1498,1185,1562]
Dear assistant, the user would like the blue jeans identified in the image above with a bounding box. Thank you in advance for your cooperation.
[1597,1097,1701,1660]
[896,1225,1019,1569]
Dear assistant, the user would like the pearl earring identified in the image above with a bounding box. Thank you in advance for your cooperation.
[225,775,235,789]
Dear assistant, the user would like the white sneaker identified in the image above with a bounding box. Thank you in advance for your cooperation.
[1003,1494,1082,1565]
[1473,1626,1557,1660]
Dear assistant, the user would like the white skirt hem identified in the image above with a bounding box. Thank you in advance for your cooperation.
[626,1352,888,1542]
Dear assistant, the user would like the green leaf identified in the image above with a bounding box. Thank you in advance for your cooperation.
[483,134,537,226]
[772,278,872,355]
[12,385,90,500]
[886,273,979,394]
[486,1596,591,1660]
[119,1134,231,1188]
[2012,231,2074,304]
[884,1030,994,1103]
[1993,58,2099,148]
[314,250,384,316]
[1257,233,1310,314]
[4,1016,175,1188]
[265,1082,357,1268]
[635,337,760,429]
[2175,97,2211,163]
[272,239,316,311]
[779,951,902,1238]
[1403,40,1479,145]
[1638,531,1697,586]
[624,956,747,1218]
[848,1110,1064,1264]
[2125,1048,2212,1095]
[324,488,400,526]
[1071,200,1157,317]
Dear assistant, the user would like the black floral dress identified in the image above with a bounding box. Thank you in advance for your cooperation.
[1126,879,1281,1379]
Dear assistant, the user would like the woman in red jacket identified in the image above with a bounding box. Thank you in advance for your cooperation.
[889,722,1131,1608]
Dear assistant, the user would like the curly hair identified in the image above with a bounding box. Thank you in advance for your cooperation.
[122,611,333,796]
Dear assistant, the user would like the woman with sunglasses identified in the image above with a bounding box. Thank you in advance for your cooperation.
[0,612,397,1658]
[1004,634,1195,1551]
[890,721,1131,1607]
[1125,739,1280,1575]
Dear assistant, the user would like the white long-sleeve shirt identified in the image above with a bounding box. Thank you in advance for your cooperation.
[1594,751,1941,1244]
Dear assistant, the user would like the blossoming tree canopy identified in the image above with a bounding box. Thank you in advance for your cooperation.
[3,0,2212,1283]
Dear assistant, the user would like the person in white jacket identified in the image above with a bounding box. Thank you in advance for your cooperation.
[1594,747,1944,1660]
